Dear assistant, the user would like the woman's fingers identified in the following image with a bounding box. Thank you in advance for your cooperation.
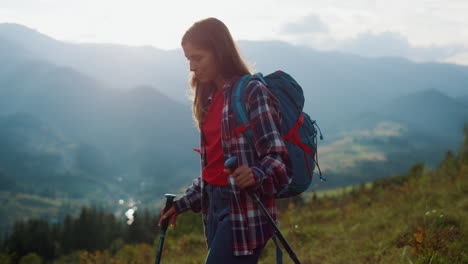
[158,206,177,227]
[237,176,255,188]
[225,165,256,188]
[230,166,255,189]
[170,213,178,229]
[158,208,166,226]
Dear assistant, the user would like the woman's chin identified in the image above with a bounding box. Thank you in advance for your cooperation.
[198,77,210,84]
[196,75,215,85]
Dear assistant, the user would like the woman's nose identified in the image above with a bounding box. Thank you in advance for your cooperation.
[189,61,196,72]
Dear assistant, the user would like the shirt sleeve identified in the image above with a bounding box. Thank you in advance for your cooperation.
[244,80,290,194]
[174,176,203,213]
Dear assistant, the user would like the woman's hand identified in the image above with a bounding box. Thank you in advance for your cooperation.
[158,205,179,229]
[224,165,256,189]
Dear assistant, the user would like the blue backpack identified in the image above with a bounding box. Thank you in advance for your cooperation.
[231,70,325,198]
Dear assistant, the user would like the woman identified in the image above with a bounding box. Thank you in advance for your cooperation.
[159,17,290,264]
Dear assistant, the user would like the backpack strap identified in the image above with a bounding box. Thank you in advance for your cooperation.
[283,113,315,178]
[231,74,265,140]
[283,114,325,181]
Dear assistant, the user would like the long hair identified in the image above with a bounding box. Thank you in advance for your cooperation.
[182,17,252,131]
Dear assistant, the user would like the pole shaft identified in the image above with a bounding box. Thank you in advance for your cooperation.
[251,193,301,264]
[154,194,176,264]
[155,231,166,264]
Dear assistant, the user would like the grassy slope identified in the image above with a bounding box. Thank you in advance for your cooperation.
[259,168,467,263]
[61,149,467,264]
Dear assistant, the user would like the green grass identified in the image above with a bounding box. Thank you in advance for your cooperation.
[258,170,466,263]
[61,153,467,264]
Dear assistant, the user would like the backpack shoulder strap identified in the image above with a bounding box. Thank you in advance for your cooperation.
[231,74,266,138]
[231,75,252,127]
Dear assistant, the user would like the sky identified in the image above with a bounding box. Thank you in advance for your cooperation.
[1,0,468,65]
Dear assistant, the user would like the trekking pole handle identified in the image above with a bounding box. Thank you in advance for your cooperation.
[161,194,176,231]
[224,156,301,264]
[224,156,238,172]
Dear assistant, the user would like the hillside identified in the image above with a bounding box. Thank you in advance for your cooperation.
[0,46,199,192]
[458,95,468,105]
[2,127,466,264]
[379,89,468,138]
[0,23,189,99]
[315,89,467,188]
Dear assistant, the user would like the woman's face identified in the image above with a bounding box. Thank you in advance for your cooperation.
[182,42,220,84]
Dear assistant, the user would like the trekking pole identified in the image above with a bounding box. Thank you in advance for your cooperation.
[225,157,302,264]
[155,194,176,264]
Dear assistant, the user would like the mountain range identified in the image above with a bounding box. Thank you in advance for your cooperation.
[0,23,467,233]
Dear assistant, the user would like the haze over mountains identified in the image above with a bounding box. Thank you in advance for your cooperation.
[0,23,467,230]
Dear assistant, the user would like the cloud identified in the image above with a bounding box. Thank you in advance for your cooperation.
[280,14,328,35]
[333,31,467,63]
[276,10,468,65]
[279,13,468,65]
[443,51,468,66]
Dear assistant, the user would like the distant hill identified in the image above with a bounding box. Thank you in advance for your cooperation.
[0,36,38,81]
[346,89,468,142]
[0,44,199,203]
[457,95,468,105]
[316,89,468,188]
[0,23,189,101]
[0,112,111,198]
[2,23,468,125]
[379,89,468,139]
[0,36,33,61]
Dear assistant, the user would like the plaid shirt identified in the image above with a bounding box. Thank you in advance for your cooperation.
[174,76,290,256]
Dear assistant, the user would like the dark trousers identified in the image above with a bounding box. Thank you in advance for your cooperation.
[205,183,264,264]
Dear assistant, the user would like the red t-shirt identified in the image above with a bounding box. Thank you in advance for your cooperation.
[201,89,228,186]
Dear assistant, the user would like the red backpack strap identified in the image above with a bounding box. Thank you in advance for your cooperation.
[283,113,316,178]
[234,120,253,136]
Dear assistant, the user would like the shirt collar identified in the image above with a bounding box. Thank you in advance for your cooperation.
[222,75,241,96]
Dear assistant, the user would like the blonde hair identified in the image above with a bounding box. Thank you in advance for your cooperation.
[182,17,252,131]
